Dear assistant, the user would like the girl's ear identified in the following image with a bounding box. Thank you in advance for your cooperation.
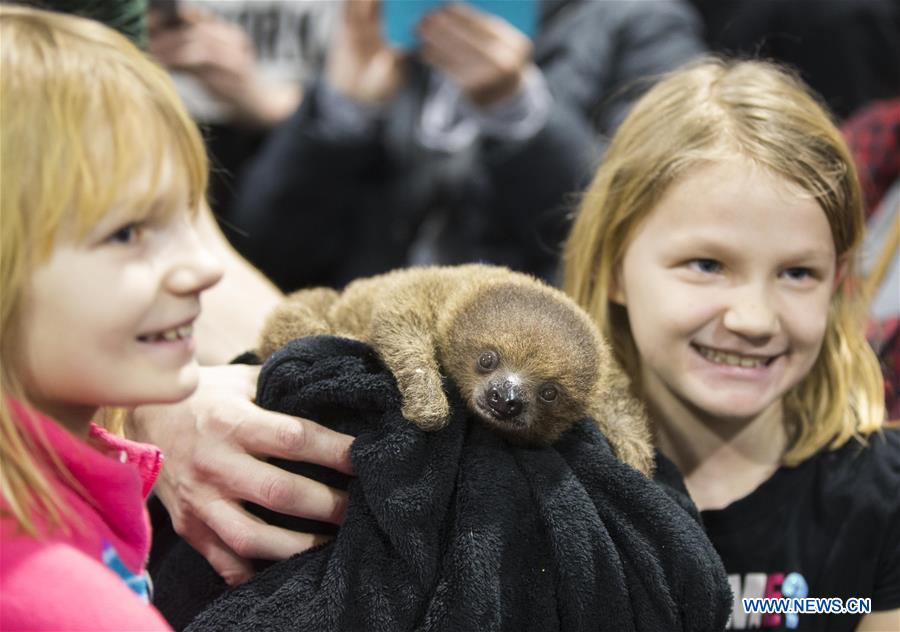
[609,266,627,305]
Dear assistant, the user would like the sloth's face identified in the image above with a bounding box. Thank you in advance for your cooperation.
[439,281,604,445]
[463,347,581,445]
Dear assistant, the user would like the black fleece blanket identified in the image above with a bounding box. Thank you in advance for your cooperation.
[150,336,731,631]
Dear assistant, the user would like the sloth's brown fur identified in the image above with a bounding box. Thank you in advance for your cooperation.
[259,265,654,475]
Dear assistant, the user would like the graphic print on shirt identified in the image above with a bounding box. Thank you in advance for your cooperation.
[101,540,151,603]
[728,572,809,629]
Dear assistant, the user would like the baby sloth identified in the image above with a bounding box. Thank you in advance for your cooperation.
[259,264,654,475]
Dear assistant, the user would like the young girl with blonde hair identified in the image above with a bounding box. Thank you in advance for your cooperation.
[0,6,222,629]
[564,58,899,631]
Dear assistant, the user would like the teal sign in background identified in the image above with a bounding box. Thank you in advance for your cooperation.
[383,0,537,50]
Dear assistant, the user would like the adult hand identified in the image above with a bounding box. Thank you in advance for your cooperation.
[326,0,406,105]
[418,3,535,108]
[127,364,354,586]
[148,8,300,127]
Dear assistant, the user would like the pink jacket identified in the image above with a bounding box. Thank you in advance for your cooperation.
[1,401,172,630]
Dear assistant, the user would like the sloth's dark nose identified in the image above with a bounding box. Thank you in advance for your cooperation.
[486,382,524,419]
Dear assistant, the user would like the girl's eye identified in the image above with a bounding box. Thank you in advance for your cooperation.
[106,223,142,245]
[687,258,722,274]
[782,267,813,281]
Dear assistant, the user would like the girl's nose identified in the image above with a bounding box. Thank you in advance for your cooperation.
[166,227,224,296]
[722,285,780,340]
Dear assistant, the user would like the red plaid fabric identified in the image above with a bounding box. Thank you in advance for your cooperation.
[868,317,900,421]
[843,99,899,420]
[842,98,900,217]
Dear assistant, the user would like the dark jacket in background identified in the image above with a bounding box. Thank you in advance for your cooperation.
[225,0,705,291]
[690,0,900,119]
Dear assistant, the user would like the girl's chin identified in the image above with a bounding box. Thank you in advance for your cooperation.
[127,368,199,407]
[686,390,782,423]
[166,372,199,402]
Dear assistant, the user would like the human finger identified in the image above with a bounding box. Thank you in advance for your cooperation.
[213,453,349,524]
[418,10,510,80]
[147,5,206,35]
[148,24,192,58]
[150,30,219,71]
[419,5,492,55]
[196,20,253,55]
[346,0,373,21]
[344,0,382,38]
[419,39,468,78]
[233,407,355,475]
[179,516,256,586]
[423,4,529,66]
[417,14,484,78]
[439,3,508,36]
[201,499,333,561]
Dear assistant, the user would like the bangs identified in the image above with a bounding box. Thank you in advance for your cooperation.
[66,64,209,244]
[68,95,208,241]
[0,8,208,261]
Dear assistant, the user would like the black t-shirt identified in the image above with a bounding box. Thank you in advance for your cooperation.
[673,428,900,631]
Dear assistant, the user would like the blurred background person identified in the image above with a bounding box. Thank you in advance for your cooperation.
[147,0,339,222]
[223,0,706,291]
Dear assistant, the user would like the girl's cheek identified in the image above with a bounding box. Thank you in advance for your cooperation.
[783,290,832,344]
[662,285,723,329]
[798,311,830,353]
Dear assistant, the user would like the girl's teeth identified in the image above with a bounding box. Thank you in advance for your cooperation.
[697,346,766,368]
[142,325,193,342]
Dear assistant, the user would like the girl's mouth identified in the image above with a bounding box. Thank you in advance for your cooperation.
[692,343,779,368]
[137,324,193,343]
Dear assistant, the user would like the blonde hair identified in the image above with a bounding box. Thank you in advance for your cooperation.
[0,5,208,535]
[563,58,885,466]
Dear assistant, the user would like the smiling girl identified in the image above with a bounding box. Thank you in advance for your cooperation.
[564,59,899,631]
[0,6,222,629]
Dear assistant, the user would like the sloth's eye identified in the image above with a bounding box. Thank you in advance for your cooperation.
[478,350,499,371]
[539,385,558,402]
